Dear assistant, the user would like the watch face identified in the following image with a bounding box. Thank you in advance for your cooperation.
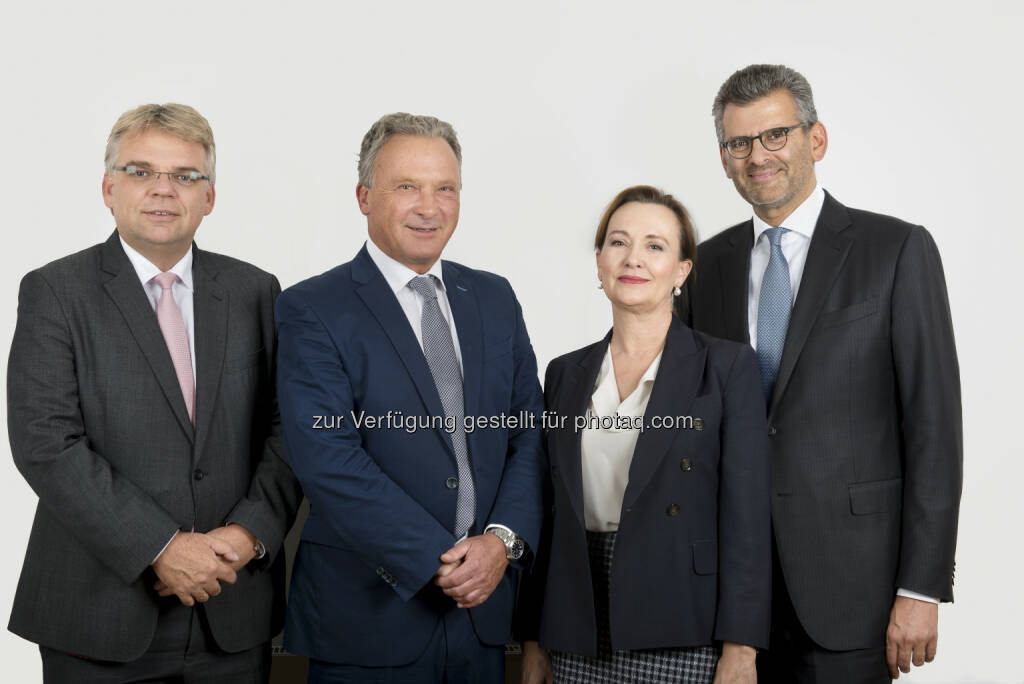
[509,538,525,560]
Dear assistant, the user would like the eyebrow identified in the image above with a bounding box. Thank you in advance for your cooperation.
[122,160,203,173]
[607,229,669,241]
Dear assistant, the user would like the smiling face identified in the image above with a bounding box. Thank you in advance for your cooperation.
[596,201,691,315]
[720,89,827,226]
[102,129,215,270]
[357,135,461,274]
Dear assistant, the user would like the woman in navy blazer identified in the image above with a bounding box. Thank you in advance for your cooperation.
[516,186,771,683]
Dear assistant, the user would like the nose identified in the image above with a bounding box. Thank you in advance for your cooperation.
[415,189,438,217]
[150,172,177,195]
[625,241,644,267]
[750,137,774,166]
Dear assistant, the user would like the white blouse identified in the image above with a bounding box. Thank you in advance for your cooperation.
[581,346,663,532]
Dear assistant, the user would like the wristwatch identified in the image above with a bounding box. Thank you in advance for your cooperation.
[485,527,526,561]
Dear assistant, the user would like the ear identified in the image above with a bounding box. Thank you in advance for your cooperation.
[203,184,216,216]
[676,259,693,287]
[809,122,828,162]
[719,144,732,179]
[102,173,115,209]
[356,183,371,216]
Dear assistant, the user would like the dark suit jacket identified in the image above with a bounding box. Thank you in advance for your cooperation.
[679,191,962,650]
[276,245,546,666]
[516,317,771,655]
[7,231,302,662]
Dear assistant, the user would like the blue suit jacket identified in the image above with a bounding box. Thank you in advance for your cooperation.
[276,245,545,665]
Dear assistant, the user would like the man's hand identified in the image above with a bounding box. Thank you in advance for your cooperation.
[206,524,259,572]
[151,532,239,606]
[712,642,757,683]
[886,595,938,679]
[520,640,553,684]
[433,534,508,608]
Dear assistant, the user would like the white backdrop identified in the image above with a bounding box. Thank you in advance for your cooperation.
[1,1,1020,682]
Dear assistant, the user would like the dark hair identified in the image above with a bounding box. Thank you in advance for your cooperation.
[712,64,818,143]
[594,185,696,263]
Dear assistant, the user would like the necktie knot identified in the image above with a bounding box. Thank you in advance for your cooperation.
[764,226,788,248]
[153,271,178,292]
[409,275,438,301]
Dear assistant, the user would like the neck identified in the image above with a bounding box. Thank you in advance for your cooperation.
[122,237,190,272]
[609,304,672,357]
[752,181,816,227]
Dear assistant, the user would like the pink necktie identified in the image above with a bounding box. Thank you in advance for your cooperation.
[153,272,195,424]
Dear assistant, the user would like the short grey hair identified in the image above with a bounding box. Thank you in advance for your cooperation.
[358,112,462,188]
[712,64,818,143]
[105,103,217,183]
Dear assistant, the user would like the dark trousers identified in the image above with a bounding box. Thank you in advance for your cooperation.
[307,607,504,684]
[757,543,890,684]
[40,601,270,684]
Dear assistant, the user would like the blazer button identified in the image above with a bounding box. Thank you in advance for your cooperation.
[680,458,693,472]
[666,503,680,516]
[445,477,458,489]
[193,469,205,481]
[768,426,777,436]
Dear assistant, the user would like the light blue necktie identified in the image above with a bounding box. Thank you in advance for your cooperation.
[408,275,475,538]
[756,227,792,402]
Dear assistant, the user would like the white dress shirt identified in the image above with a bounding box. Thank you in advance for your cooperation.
[365,239,463,373]
[747,184,824,350]
[744,188,937,605]
[120,237,196,378]
[581,346,662,532]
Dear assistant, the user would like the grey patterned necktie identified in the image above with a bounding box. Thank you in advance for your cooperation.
[756,227,792,402]
[408,275,475,538]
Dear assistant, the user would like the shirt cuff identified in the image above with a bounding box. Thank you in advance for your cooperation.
[152,530,179,564]
[896,587,940,604]
[484,523,515,537]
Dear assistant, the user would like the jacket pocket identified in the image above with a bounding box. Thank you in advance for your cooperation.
[819,297,878,328]
[849,478,902,515]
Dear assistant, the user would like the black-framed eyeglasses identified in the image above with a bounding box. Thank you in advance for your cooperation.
[113,164,210,187]
[721,123,807,159]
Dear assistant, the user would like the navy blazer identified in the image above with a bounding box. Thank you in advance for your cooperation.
[516,317,772,655]
[276,245,545,666]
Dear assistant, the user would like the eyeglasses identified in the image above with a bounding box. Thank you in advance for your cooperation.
[113,164,210,187]
[721,123,807,159]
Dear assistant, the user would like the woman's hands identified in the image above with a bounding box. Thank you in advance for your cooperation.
[521,640,553,684]
[713,642,757,683]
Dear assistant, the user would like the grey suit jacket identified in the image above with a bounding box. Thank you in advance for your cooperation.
[679,191,962,651]
[7,231,302,661]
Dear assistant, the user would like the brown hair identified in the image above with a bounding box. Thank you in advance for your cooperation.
[594,185,696,262]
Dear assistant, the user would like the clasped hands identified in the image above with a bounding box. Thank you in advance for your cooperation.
[150,524,258,606]
[434,533,508,608]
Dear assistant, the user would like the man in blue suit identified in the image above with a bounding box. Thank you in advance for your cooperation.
[276,113,546,682]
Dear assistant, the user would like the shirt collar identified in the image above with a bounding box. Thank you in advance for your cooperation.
[591,344,663,419]
[751,183,825,245]
[365,238,447,296]
[119,236,194,292]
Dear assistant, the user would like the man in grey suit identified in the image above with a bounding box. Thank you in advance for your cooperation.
[7,103,302,682]
[681,65,962,683]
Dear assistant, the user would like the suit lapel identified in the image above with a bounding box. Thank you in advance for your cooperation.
[622,318,705,511]
[770,192,853,415]
[352,247,453,456]
[191,246,228,464]
[557,335,609,528]
[719,224,753,344]
[443,262,483,455]
[100,233,194,442]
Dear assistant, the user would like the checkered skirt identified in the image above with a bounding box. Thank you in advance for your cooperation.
[550,531,718,683]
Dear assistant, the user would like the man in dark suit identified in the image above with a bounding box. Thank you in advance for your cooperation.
[7,103,302,682]
[680,65,962,683]
[276,113,545,683]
